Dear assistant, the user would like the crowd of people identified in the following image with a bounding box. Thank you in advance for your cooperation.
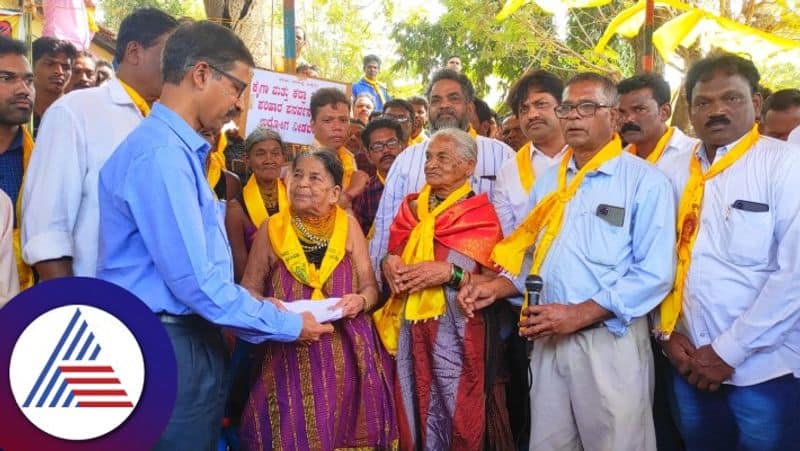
[1,5,800,451]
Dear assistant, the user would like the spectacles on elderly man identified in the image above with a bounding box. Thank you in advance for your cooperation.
[369,138,401,152]
[554,101,612,119]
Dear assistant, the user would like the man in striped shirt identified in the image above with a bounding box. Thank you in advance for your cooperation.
[368,68,514,278]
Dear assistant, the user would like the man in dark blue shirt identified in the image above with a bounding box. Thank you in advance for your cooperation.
[97,20,333,450]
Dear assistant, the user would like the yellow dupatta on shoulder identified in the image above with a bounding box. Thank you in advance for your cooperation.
[267,206,349,299]
[118,79,151,117]
[655,125,760,338]
[628,126,676,163]
[491,135,624,316]
[373,181,472,354]
[336,147,357,188]
[206,133,228,190]
[516,142,535,193]
[243,177,288,227]
[13,126,34,289]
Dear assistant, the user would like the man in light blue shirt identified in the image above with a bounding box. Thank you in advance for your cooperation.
[459,73,676,451]
[97,21,332,450]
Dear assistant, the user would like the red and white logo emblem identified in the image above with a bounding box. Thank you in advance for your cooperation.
[9,305,145,440]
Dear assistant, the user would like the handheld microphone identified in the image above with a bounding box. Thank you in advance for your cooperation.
[525,275,543,307]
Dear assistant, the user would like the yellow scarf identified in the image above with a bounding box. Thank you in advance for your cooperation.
[336,147,356,188]
[243,176,288,227]
[14,126,34,289]
[656,124,760,337]
[268,206,349,299]
[363,77,386,106]
[468,125,478,139]
[373,181,472,354]
[628,126,675,164]
[206,133,227,190]
[516,142,535,193]
[365,173,386,241]
[409,131,426,146]
[492,135,623,313]
[118,79,151,117]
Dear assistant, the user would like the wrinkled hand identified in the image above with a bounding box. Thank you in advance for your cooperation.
[297,312,334,344]
[381,254,407,296]
[457,282,497,318]
[519,304,583,340]
[397,261,451,293]
[687,344,733,391]
[661,332,696,379]
[332,294,366,319]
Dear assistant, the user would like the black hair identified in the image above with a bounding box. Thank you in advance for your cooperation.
[763,88,800,114]
[425,68,475,103]
[565,72,618,105]
[506,70,564,116]
[309,87,349,120]
[383,98,416,122]
[361,117,403,149]
[473,98,493,123]
[363,54,381,68]
[162,20,254,85]
[295,150,344,188]
[32,37,77,65]
[0,35,26,57]
[408,95,428,110]
[296,62,311,73]
[617,73,671,106]
[368,111,382,121]
[115,8,178,65]
[684,53,760,103]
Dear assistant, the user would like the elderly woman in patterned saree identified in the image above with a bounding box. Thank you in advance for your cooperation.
[225,127,290,283]
[373,128,512,450]
[238,150,398,450]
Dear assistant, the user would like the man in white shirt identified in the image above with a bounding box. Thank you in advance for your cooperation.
[493,70,567,235]
[368,68,514,276]
[21,8,178,279]
[789,124,800,147]
[658,53,800,450]
[618,73,698,168]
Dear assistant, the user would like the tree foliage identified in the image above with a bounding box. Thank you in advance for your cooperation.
[100,0,205,31]
[391,0,636,110]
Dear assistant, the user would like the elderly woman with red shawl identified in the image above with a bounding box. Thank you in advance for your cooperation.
[374,128,512,450]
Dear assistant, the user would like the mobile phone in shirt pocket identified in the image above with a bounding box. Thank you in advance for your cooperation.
[581,205,627,267]
[722,199,772,266]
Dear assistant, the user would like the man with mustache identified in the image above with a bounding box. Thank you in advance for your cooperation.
[65,51,97,93]
[493,69,567,235]
[497,114,526,151]
[368,68,513,278]
[656,53,800,451]
[351,117,405,237]
[22,8,179,280]
[0,35,34,291]
[618,73,697,169]
[96,21,333,449]
[31,37,76,136]
[382,98,415,144]
[458,73,676,451]
[408,95,429,145]
[309,87,369,208]
[760,88,800,141]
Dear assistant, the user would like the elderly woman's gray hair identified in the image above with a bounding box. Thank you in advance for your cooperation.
[244,128,289,157]
[428,128,477,162]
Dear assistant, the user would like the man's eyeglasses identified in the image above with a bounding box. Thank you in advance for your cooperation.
[204,62,248,99]
[369,138,400,152]
[554,101,612,119]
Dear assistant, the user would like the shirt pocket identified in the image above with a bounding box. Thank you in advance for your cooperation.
[721,207,772,266]
[578,210,629,267]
